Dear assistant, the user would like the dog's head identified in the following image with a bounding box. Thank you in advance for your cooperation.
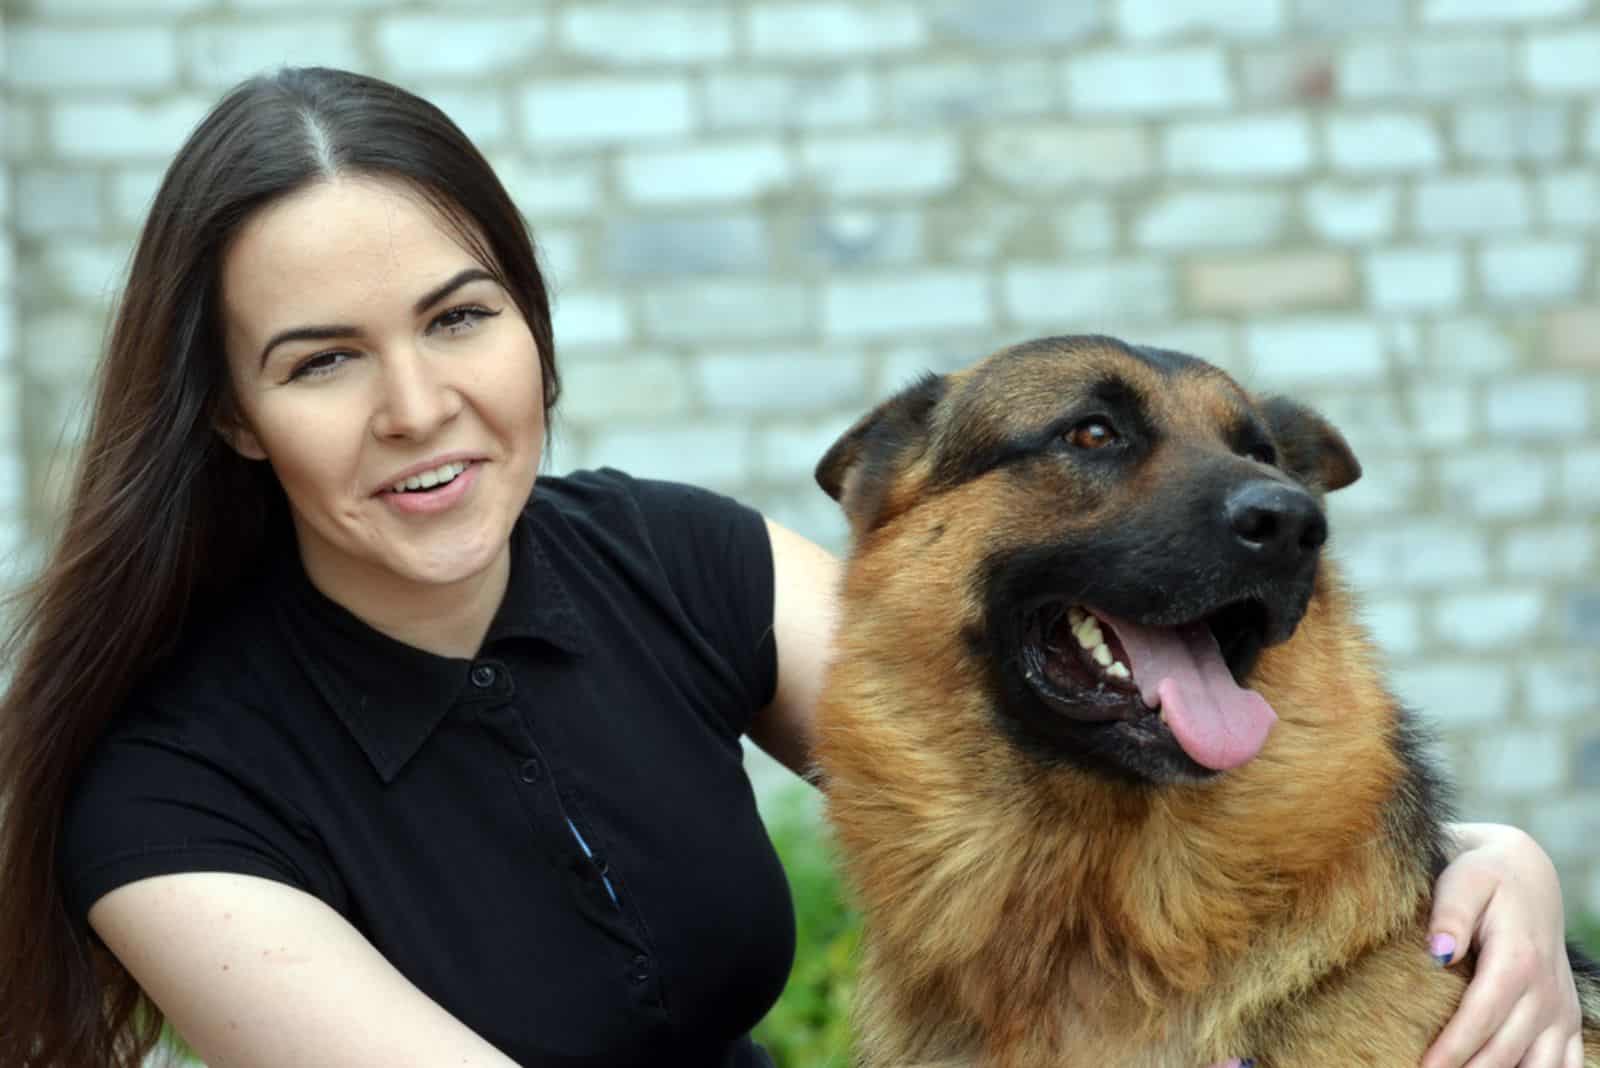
[817,335,1360,786]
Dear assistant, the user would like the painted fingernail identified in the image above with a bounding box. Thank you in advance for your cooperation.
[1430,932,1456,965]
[1240,1060,1256,1068]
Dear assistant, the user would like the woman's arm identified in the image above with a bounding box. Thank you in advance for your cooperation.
[1422,823,1584,1068]
[746,518,840,781]
[91,872,521,1068]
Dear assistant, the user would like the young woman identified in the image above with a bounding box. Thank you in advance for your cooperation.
[0,67,1584,1068]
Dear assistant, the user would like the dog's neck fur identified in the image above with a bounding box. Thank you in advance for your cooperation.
[819,556,1443,1065]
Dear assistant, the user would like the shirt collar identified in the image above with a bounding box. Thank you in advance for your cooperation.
[274,504,590,783]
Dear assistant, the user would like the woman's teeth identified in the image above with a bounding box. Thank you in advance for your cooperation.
[391,461,468,493]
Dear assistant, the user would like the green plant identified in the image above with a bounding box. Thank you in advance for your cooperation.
[1576,913,1600,959]
[755,787,861,1068]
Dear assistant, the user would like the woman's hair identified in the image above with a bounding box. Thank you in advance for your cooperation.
[0,67,558,1067]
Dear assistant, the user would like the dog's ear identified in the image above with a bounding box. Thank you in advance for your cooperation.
[816,373,946,531]
[1260,396,1362,494]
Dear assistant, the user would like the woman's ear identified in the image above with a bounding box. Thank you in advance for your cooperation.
[214,402,268,461]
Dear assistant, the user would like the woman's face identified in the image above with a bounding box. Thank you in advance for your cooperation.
[220,176,545,606]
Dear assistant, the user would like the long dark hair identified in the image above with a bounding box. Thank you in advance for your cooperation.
[0,67,559,1067]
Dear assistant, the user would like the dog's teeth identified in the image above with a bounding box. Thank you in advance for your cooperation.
[1106,662,1130,680]
[1158,703,1169,723]
[1073,620,1103,649]
[1068,606,1086,626]
[1092,643,1113,667]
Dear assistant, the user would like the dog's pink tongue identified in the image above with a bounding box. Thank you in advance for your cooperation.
[1102,616,1277,771]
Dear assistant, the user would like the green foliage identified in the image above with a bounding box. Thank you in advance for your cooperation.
[755,788,861,1068]
[1576,913,1600,958]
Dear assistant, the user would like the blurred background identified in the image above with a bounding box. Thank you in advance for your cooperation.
[3,0,1598,1061]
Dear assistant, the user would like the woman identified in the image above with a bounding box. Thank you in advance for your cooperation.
[0,67,1583,1068]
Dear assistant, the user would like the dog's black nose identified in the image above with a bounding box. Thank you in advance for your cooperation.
[1223,481,1327,566]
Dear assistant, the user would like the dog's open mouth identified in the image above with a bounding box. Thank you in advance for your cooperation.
[1021,599,1277,772]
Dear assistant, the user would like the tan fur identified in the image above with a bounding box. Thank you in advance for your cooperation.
[815,339,1600,1068]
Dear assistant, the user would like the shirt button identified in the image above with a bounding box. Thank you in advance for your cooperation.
[518,757,543,783]
[470,663,497,688]
[630,955,650,984]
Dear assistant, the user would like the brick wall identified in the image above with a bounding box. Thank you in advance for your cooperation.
[4,0,1599,918]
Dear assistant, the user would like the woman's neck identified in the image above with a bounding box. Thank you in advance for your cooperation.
[302,545,512,660]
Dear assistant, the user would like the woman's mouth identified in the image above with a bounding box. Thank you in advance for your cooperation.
[388,460,469,495]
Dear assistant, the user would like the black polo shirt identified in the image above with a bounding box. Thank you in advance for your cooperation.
[60,469,795,1067]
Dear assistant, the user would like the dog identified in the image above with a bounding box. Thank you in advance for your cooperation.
[811,335,1600,1068]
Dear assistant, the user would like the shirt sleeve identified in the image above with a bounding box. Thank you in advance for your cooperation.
[604,471,780,737]
[59,718,344,925]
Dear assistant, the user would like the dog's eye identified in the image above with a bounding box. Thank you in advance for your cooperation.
[1247,442,1277,466]
[1066,419,1120,450]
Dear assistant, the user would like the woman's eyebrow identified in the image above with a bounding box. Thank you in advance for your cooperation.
[256,267,499,369]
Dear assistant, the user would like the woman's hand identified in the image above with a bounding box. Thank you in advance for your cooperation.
[1421,823,1583,1068]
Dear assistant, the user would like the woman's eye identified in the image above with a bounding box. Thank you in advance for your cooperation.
[288,351,351,382]
[433,305,499,335]
[1066,418,1120,450]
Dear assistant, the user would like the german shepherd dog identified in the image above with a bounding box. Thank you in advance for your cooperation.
[812,335,1600,1068]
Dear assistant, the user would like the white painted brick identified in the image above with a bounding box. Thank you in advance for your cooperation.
[1135,190,1289,250]
[1389,661,1510,728]
[1473,730,1566,796]
[1326,113,1443,173]
[1528,798,1600,866]
[1523,30,1600,92]
[40,241,129,305]
[16,171,101,237]
[1523,656,1600,721]
[1004,261,1175,327]
[1246,319,1385,387]
[930,1,1103,46]
[1357,595,1423,658]
[1329,455,1424,517]
[1066,48,1233,114]
[490,157,601,220]
[747,3,927,58]
[805,209,924,268]
[521,79,693,146]
[1304,184,1400,242]
[41,0,209,9]
[10,27,177,89]
[825,271,990,339]
[976,124,1152,189]
[642,281,812,342]
[1486,377,1589,438]
[1425,0,1586,21]
[1293,0,1405,32]
[754,489,850,557]
[586,425,752,488]
[560,7,733,64]
[1434,590,1546,650]
[1440,447,1548,518]
[695,351,867,413]
[550,290,630,350]
[1117,0,1284,39]
[1562,447,1600,511]
[0,454,23,514]
[1365,248,1466,312]
[1415,175,1531,236]
[619,140,791,206]
[757,418,858,484]
[1539,171,1600,228]
[1478,240,1588,303]
[536,228,585,285]
[110,168,165,230]
[51,98,212,162]
[1164,115,1314,177]
[1057,201,1118,254]
[1429,318,1519,377]
[1340,39,1513,100]
[1504,524,1596,580]
[1454,103,1570,163]
[1407,384,1475,447]
[877,344,995,389]
[702,70,878,130]
[184,21,361,87]
[0,372,19,446]
[799,133,961,197]
[425,90,511,149]
[887,61,1057,122]
[1134,322,1241,372]
[606,215,768,277]
[562,353,692,420]
[20,315,103,385]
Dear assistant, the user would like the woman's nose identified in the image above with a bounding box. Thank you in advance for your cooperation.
[371,347,461,441]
